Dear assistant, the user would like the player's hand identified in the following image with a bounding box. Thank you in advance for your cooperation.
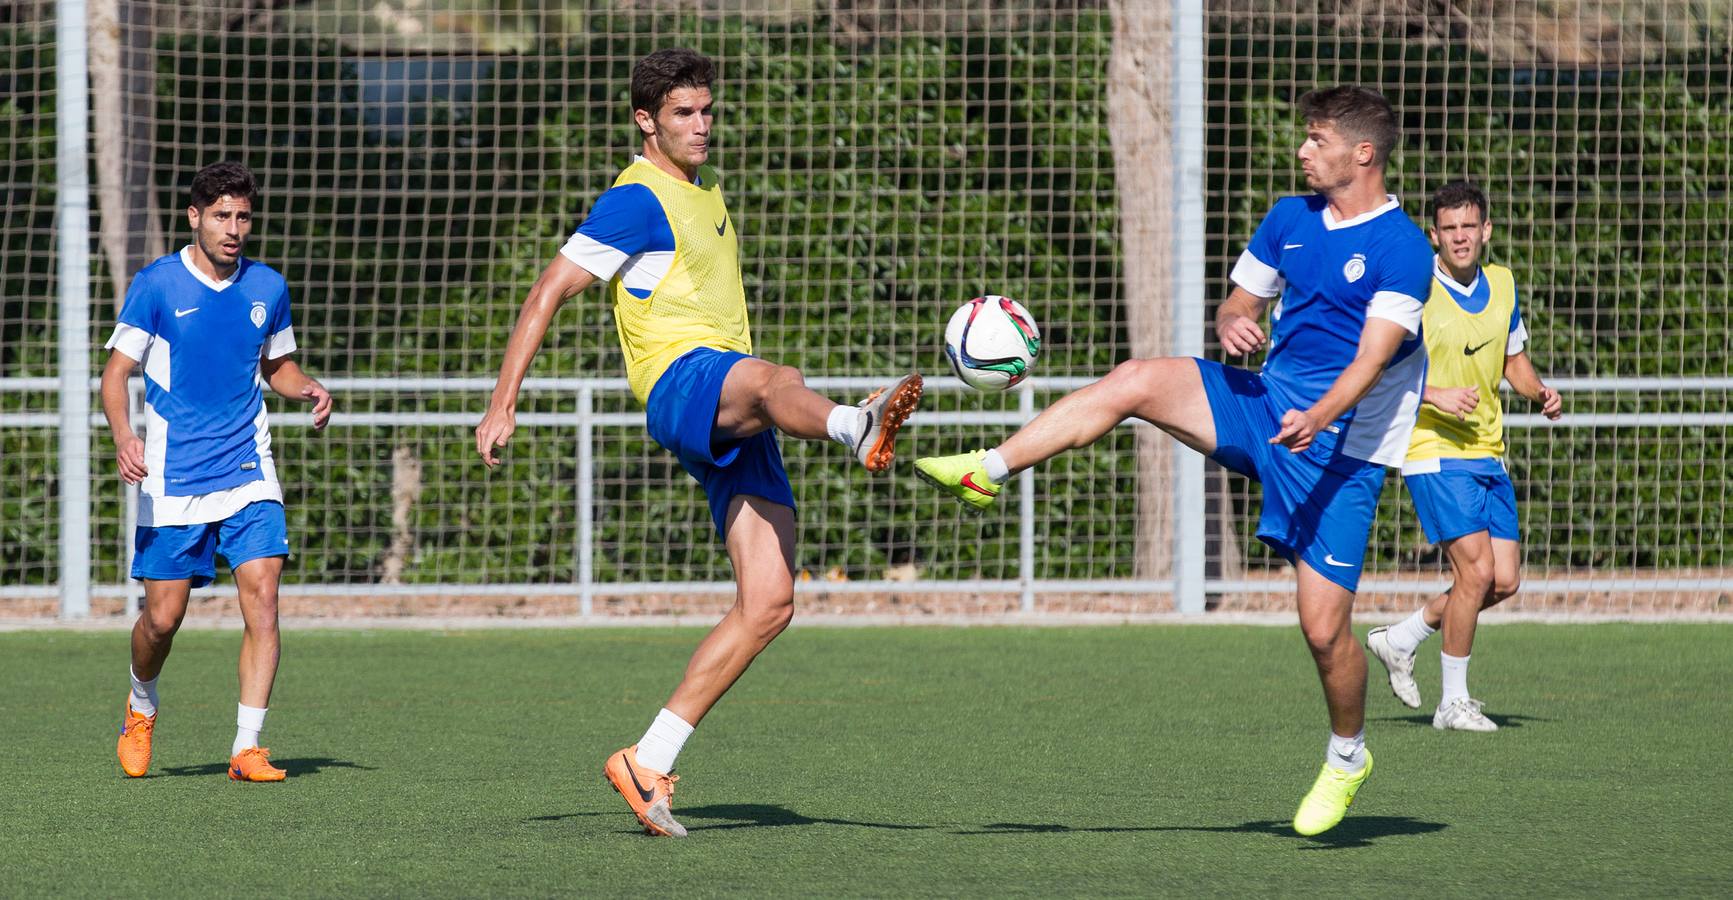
[1428,385,1480,420]
[1216,314,1266,356]
[301,381,333,430]
[1538,385,1563,420]
[1270,408,1321,453]
[476,405,516,468]
[116,435,148,484]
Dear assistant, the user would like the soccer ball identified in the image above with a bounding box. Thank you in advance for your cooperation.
[943,295,1041,391]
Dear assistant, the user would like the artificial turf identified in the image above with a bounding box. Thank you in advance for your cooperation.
[1,624,1728,896]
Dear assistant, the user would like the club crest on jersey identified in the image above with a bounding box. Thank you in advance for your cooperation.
[1343,254,1367,284]
[250,302,267,329]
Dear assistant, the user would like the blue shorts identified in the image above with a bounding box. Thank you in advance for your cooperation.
[131,500,290,588]
[1403,458,1519,545]
[645,348,796,540]
[1195,359,1387,592]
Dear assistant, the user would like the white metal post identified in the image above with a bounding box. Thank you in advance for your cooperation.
[577,386,595,617]
[57,0,93,618]
[1018,383,1037,613]
[1169,0,1207,613]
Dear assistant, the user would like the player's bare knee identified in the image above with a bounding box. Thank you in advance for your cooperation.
[141,607,184,641]
[1300,620,1346,657]
[1455,555,1494,598]
[1489,573,1520,604]
[743,594,794,643]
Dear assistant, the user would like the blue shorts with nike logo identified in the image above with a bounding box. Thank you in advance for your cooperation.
[1195,358,1387,592]
[1402,457,1519,545]
[646,347,796,540]
[131,500,290,588]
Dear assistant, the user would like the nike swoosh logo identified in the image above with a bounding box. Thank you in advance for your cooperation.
[1283,243,1304,249]
[175,307,199,317]
[853,410,875,454]
[621,756,658,804]
[1463,339,1494,355]
[1323,554,1355,568]
[960,473,998,497]
[715,220,727,236]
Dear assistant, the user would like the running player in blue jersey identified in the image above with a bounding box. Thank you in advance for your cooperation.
[1365,181,1562,732]
[101,161,332,782]
[917,86,1434,835]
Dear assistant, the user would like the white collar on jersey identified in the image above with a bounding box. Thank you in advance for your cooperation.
[179,246,238,292]
[633,153,703,185]
[1433,255,1482,295]
[1321,194,1401,231]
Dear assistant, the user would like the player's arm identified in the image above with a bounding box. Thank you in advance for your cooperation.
[1503,350,1562,420]
[475,255,597,467]
[1423,383,1480,420]
[100,349,147,484]
[260,353,333,430]
[1214,286,1272,356]
[1272,318,1410,452]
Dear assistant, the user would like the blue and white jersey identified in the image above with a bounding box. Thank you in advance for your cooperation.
[105,247,297,526]
[1228,194,1435,466]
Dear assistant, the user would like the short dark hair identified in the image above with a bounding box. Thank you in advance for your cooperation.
[189,161,257,210]
[1298,85,1400,167]
[1430,179,1490,223]
[630,48,715,117]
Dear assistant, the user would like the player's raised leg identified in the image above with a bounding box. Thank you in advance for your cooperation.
[716,357,922,473]
[118,578,192,777]
[916,356,1214,510]
[229,551,287,781]
[1292,561,1375,836]
[605,495,796,837]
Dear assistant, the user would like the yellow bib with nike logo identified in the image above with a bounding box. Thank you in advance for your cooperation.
[1406,263,1517,462]
[609,159,751,404]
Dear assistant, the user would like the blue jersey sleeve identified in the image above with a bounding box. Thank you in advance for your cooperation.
[1374,235,1434,304]
[116,276,160,335]
[1244,199,1296,268]
[1509,282,1523,334]
[559,183,674,280]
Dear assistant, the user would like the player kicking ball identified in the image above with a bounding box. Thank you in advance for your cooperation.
[1366,181,1562,731]
[475,49,922,838]
[102,161,332,781]
[916,87,1433,836]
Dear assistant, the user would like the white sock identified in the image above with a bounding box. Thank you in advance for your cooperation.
[1326,730,1367,774]
[129,666,158,717]
[1385,608,1436,656]
[635,708,695,774]
[982,448,1011,483]
[826,404,859,450]
[1441,653,1471,705]
[232,704,268,756]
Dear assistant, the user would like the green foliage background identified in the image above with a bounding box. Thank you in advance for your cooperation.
[1,13,1726,588]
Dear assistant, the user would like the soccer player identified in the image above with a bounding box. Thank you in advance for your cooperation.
[915,86,1433,836]
[102,161,332,782]
[1365,181,1563,731]
[473,48,923,838]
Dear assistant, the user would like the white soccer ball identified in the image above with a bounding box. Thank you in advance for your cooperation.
[943,295,1041,392]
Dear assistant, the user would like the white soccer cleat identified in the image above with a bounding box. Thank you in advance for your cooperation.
[1433,697,1499,732]
[1365,626,1422,709]
[851,373,923,473]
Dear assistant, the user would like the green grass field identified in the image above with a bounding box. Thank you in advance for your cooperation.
[2,624,1729,896]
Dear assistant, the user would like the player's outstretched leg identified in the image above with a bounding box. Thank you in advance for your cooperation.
[715,359,923,473]
[916,357,1213,511]
[228,553,287,782]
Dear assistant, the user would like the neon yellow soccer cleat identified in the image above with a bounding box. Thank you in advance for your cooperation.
[1293,749,1373,836]
[914,451,1003,514]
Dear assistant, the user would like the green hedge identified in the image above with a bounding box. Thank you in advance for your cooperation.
[2,15,1726,587]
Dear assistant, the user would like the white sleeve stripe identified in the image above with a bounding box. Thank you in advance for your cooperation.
[1229,250,1284,298]
[105,323,152,360]
[1366,290,1424,335]
[559,232,629,281]
[1506,320,1529,355]
[265,326,298,360]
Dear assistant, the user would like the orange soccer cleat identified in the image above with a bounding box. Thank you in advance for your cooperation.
[117,700,157,778]
[852,373,924,473]
[603,745,687,837]
[228,747,287,782]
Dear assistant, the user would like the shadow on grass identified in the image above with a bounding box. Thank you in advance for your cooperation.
[529,804,932,832]
[953,816,1447,849]
[1375,712,1552,729]
[154,757,374,778]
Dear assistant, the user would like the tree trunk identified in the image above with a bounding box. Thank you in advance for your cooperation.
[1106,0,1174,583]
[91,0,162,310]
